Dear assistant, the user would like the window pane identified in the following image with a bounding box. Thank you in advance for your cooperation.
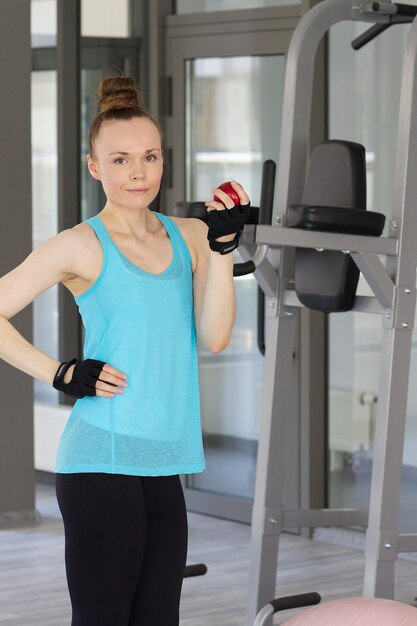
[328,22,413,531]
[31,71,59,404]
[185,54,285,499]
[31,0,56,47]
[81,0,130,37]
[186,56,284,203]
[177,0,299,12]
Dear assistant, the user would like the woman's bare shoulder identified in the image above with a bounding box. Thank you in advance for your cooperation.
[170,215,208,273]
[60,221,103,286]
[52,221,98,254]
[0,223,102,319]
[70,221,100,242]
[172,215,208,235]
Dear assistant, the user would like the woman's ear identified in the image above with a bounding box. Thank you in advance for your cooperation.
[86,154,100,180]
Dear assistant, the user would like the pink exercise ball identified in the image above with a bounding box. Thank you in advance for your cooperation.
[282,597,417,625]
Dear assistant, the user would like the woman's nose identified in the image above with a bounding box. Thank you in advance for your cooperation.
[131,164,145,180]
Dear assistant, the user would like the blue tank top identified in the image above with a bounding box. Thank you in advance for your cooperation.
[55,212,205,476]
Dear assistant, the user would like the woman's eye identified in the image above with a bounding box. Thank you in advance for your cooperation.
[145,154,157,162]
[114,158,126,165]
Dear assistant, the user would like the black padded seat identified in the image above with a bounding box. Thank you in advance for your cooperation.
[286,204,385,235]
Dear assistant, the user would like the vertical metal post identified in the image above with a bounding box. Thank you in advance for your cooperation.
[363,328,415,596]
[247,2,357,623]
[246,311,297,625]
[363,14,417,597]
[299,308,327,533]
[273,0,352,221]
[144,0,175,210]
[57,0,82,393]
[145,0,175,120]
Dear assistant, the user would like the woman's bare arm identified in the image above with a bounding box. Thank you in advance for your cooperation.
[0,229,77,383]
[190,218,236,353]
[191,181,249,353]
[0,229,126,395]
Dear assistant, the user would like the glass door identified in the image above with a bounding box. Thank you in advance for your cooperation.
[165,7,301,521]
[186,55,284,504]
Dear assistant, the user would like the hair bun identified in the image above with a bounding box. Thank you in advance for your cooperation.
[97,76,141,113]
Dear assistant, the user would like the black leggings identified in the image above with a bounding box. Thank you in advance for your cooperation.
[55,473,188,626]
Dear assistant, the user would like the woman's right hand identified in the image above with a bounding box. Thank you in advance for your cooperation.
[64,362,128,398]
[54,358,128,399]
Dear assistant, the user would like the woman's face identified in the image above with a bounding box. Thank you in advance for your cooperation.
[87,116,163,211]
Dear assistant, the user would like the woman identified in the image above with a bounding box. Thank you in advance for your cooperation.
[0,75,250,625]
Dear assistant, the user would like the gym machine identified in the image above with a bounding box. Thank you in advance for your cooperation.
[232,0,417,624]
[176,0,417,622]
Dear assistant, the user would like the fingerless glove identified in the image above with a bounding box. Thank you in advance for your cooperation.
[207,202,251,253]
[52,358,107,399]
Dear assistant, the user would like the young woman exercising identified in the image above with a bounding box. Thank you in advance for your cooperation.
[0,75,250,625]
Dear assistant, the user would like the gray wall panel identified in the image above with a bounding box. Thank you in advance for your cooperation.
[0,0,35,519]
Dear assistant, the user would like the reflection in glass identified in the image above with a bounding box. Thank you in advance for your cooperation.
[328,23,415,531]
[31,71,59,404]
[186,55,285,498]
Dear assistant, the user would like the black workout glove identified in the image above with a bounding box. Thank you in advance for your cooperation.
[207,202,251,254]
[52,357,107,399]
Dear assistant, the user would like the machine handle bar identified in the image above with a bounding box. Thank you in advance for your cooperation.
[352,3,417,50]
[234,160,276,357]
[184,563,207,578]
[254,593,321,626]
[233,159,276,277]
[270,592,321,613]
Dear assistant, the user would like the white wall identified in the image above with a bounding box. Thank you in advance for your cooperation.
[31,0,130,38]
[34,404,69,472]
[31,0,56,36]
[81,0,129,37]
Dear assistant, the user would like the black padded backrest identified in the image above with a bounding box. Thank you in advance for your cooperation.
[290,140,369,313]
[303,140,366,210]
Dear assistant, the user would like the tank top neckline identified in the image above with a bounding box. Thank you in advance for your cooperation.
[94,211,178,277]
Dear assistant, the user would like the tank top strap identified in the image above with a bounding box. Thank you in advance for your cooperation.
[155,212,193,271]
[84,212,192,272]
[84,215,115,252]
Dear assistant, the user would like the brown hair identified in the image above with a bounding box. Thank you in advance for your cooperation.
[88,76,161,156]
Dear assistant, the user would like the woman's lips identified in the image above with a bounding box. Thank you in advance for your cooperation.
[127,188,148,194]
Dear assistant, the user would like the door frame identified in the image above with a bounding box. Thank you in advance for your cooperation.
[164,5,301,210]
[163,5,328,524]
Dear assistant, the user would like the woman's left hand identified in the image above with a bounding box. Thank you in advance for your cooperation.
[205,180,251,243]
